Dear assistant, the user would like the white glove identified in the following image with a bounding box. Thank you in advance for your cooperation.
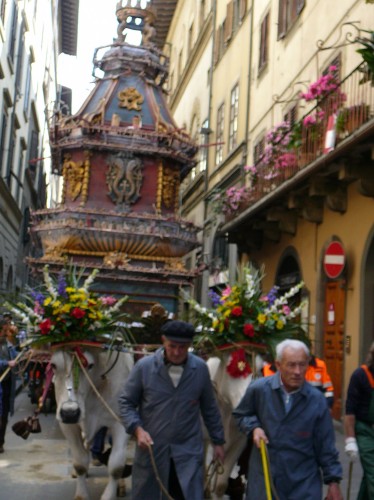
[345,437,359,461]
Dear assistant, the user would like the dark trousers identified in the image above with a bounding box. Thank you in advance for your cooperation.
[168,459,185,500]
[0,379,11,445]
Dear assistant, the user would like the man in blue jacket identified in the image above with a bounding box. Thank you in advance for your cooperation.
[119,320,225,500]
[0,317,18,453]
[233,339,343,500]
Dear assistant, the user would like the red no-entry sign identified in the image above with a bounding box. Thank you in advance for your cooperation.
[323,241,346,279]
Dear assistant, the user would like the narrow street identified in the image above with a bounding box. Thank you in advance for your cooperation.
[0,387,363,499]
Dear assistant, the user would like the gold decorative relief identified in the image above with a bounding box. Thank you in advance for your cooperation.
[61,151,91,205]
[106,153,144,205]
[118,87,144,111]
[103,252,130,268]
[162,166,179,210]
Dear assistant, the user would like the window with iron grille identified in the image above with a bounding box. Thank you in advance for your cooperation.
[228,84,239,151]
[215,103,225,166]
[259,12,269,72]
[254,136,265,164]
[277,0,305,40]
[283,105,297,127]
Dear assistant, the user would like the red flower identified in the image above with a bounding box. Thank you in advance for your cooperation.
[39,318,52,335]
[71,308,86,319]
[243,323,255,338]
[226,349,252,378]
[231,306,243,317]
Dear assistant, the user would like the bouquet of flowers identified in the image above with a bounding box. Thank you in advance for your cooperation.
[5,265,129,346]
[187,265,307,358]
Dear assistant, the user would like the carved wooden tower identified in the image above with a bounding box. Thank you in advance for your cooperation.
[29,1,200,314]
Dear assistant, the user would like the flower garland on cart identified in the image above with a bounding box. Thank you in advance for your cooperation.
[5,265,130,347]
[186,265,308,378]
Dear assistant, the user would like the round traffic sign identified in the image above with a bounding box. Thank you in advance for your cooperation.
[323,241,345,279]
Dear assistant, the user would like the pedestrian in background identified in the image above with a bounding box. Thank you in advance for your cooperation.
[233,339,343,500]
[119,320,225,500]
[0,317,18,453]
[344,341,374,499]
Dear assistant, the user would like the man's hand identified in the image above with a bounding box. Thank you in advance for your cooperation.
[134,426,154,449]
[253,427,269,448]
[8,360,17,368]
[325,482,343,500]
[345,437,359,461]
[212,444,225,464]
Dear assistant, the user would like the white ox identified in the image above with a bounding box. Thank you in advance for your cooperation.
[205,351,261,499]
[51,346,133,500]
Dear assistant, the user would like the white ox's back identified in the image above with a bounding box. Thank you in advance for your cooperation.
[51,347,133,500]
[206,353,254,499]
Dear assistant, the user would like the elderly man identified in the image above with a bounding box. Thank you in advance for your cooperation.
[233,339,343,500]
[119,320,225,500]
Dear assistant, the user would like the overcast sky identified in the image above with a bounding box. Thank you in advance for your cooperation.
[58,0,119,113]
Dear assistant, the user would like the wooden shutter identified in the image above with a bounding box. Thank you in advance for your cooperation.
[239,0,247,20]
[259,13,269,70]
[296,0,305,15]
[213,27,220,65]
[277,0,287,39]
[225,1,234,43]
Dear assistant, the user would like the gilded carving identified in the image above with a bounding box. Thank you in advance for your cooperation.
[118,87,144,111]
[162,166,179,210]
[61,151,91,205]
[103,251,130,268]
[106,153,143,205]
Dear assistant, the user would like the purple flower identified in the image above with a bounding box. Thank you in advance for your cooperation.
[208,290,221,307]
[31,290,45,304]
[57,274,68,298]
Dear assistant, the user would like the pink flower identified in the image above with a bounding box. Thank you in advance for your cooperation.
[99,296,117,306]
[282,305,291,315]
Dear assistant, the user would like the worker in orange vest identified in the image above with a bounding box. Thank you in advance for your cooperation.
[262,354,334,409]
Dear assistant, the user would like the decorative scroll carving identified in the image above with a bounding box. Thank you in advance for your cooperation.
[106,153,144,205]
[118,87,144,111]
[162,166,179,210]
[62,151,91,205]
[103,251,130,268]
[142,13,156,47]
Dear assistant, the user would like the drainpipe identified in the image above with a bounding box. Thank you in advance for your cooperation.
[200,0,217,307]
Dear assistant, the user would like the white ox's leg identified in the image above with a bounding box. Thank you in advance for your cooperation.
[100,422,130,500]
[60,422,90,500]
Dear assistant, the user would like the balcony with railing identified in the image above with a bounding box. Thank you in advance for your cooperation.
[221,63,374,226]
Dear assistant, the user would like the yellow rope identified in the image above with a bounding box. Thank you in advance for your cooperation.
[260,440,272,500]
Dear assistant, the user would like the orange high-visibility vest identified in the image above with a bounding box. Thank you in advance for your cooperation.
[305,357,334,400]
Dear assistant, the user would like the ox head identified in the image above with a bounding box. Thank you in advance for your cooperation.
[51,348,99,425]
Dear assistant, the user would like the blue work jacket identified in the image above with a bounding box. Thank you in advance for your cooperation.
[118,348,224,500]
[233,372,342,500]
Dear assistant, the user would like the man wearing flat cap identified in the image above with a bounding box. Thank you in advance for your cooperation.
[119,319,225,500]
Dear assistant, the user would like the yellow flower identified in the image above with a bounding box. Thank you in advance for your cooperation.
[60,304,72,314]
[212,319,219,329]
[258,313,266,324]
[44,297,52,306]
[276,320,284,330]
[52,300,62,309]
[65,287,76,293]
